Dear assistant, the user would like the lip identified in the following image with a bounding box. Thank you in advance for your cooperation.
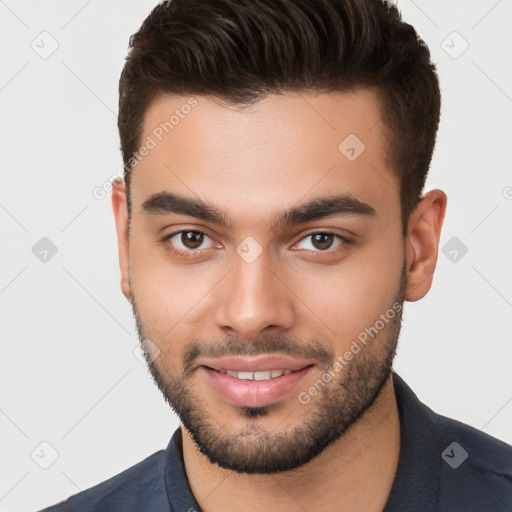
[199,356,315,408]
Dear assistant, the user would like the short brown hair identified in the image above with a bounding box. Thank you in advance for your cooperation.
[118,0,441,235]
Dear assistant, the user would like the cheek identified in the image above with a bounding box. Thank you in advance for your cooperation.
[129,235,222,339]
[346,246,404,337]
[294,236,404,344]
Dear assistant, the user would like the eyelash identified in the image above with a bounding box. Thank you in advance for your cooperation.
[162,230,219,260]
[162,230,352,259]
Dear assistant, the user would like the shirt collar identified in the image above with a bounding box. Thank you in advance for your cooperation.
[383,372,441,511]
[164,427,202,512]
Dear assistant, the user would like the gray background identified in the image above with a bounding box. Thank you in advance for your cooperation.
[1,0,511,510]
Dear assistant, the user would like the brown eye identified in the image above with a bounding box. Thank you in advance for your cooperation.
[165,230,217,254]
[181,231,204,249]
[294,232,347,252]
[311,233,335,250]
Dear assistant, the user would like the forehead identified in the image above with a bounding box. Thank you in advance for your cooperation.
[130,89,399,224]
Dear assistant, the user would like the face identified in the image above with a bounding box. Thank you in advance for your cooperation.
[117,90,409,473]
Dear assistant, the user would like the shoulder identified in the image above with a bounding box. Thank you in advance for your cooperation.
[40,450,168,512]
[390,373,512,511]
[434,409,512,510]
[436,411,512,473]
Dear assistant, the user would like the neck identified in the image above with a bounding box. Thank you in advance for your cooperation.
[182,375,400,512]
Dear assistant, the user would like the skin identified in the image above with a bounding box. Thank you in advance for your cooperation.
[112,89,447,511]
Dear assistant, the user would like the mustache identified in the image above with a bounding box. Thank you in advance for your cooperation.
[182,334,336,376]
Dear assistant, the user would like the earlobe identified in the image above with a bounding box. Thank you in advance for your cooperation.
[404,189,447,302]
[111,179,132,301]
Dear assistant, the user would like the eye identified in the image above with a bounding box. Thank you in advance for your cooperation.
[294,232,348,252]
[165,230,218,252]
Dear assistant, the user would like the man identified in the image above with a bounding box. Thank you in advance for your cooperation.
[42,0,512,510]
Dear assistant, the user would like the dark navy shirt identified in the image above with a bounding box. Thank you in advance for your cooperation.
[41,373,512,511]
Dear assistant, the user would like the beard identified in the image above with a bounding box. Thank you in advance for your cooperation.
[131,263,406,474]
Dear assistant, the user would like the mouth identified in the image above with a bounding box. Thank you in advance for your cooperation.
[198,355,316,408]
[209,368,295,380]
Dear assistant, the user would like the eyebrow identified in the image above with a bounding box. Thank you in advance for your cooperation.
[142,191,376,230]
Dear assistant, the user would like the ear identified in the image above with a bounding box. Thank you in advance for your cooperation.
[405,189,447,302]
[112,179,132,301]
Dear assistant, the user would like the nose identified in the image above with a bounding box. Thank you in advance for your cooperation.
[213,251,296,341]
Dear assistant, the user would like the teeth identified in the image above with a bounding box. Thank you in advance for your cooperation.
[222,369,294,380]
[237,371,254,380]
[254,371,271,381]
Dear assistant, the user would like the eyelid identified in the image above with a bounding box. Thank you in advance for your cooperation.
[162,228,221,254]
[292,230,352,247]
